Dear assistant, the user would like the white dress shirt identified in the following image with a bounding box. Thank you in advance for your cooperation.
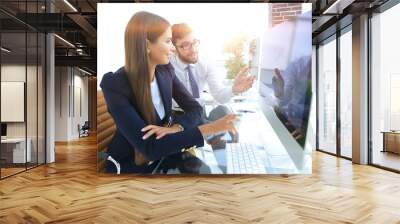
[150,76,165,120]
[170,55,234,109]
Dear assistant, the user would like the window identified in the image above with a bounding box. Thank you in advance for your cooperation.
[371,3,400,171]
[0,1,46,179]
[318,36,337,154]
[339,28,352,158]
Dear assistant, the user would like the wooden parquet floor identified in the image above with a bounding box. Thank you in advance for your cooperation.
[1,135,400,224]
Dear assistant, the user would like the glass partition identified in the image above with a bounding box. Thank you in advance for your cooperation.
[1,30,28,177]
[0,1,46,179]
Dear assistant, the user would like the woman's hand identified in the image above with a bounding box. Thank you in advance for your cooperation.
[198,114,238,138]
[141,124,183,140]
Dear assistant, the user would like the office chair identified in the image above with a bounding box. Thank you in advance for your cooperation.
[78,121,90,138]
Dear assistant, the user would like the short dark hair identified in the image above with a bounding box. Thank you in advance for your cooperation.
[171,23,192,45]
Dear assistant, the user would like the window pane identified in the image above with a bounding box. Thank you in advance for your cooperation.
[340,29,352,158]
[371,3,400,171]
[318,38,337,154]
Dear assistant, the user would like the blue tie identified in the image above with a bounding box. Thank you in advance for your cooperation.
[187,65,200,98]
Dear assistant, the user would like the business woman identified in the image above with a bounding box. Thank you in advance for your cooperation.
[100,11,237,174]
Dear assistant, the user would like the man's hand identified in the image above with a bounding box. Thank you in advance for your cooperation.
[291,128,304,140]
[272,68,285,99]
[141,124,182,140]
[198,114,238,138]
[232,66,256,95]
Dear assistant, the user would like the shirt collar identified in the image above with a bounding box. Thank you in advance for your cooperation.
[174,54,195,70]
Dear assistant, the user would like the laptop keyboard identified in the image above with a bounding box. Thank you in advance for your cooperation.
[226,143,266,174]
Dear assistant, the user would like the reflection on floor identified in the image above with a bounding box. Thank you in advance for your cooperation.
[0,163,43,178]
[341,147,352,158]
[373,150,400,171]
[1,167,26,177]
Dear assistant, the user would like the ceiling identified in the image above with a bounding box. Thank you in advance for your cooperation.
[310,0,392,43]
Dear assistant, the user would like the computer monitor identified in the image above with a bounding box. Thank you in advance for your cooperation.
[1,123,7,138]
[256,11,312,148]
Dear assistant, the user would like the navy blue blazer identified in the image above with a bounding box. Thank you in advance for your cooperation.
[100,64,205,173]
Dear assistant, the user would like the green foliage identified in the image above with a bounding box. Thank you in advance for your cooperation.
[223,35,248,80]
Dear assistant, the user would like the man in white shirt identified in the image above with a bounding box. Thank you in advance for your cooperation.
[170,23,255,123]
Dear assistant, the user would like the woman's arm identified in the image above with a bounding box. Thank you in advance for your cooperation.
[143,114,238,140]
[102,86,204,161]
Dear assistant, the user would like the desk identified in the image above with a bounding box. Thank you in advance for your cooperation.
[1,138,31,164]
[381,131,400,154]
[154,91,312,174]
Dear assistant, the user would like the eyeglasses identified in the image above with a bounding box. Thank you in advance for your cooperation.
[176,39,200,50]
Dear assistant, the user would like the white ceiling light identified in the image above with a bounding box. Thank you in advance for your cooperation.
[1,47,11,53]
[54,34,75,48]
[63,0,78,12]
[323,0,355,14]
[78,67,92,76]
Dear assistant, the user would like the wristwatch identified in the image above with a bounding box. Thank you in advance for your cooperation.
[176,124,184,132]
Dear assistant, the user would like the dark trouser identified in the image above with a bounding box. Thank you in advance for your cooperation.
[202,105,231,123]
[105,157,158,174]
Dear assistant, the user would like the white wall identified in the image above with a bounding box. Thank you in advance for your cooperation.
[72,72,89,138]
[55,67,69,141]
[54,67,89,141]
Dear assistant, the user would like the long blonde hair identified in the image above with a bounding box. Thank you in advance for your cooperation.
[124,11,169,124]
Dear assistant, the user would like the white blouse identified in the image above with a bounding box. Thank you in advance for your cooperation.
[150,76,165,120]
